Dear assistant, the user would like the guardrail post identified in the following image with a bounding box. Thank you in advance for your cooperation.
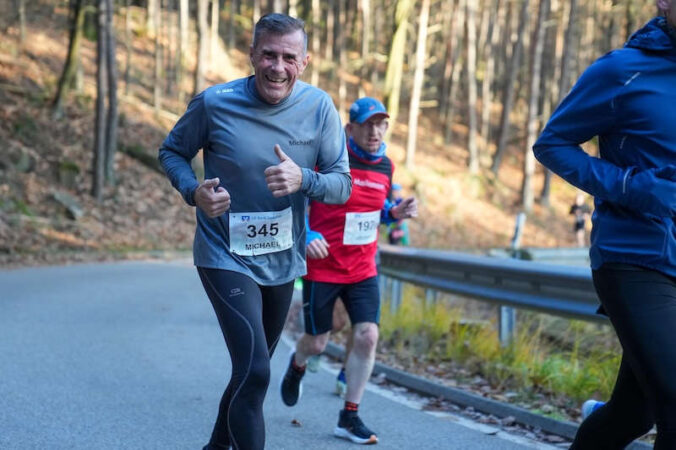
[499,212,527,346]
[390,279,402,314]
[378,274,387,302]
[499,306,516,346]
[425,288,437,307]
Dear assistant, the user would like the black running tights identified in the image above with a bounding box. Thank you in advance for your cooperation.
[571,263,676,450]
[197,268,294,450]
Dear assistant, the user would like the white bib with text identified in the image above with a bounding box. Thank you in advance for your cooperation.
[229,207,293,256]
[343,210,380,245]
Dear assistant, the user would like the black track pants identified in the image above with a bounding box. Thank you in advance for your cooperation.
[197,267,294,450]
[571,264,676,450]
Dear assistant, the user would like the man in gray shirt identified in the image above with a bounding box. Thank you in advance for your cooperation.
[159,13,351,450]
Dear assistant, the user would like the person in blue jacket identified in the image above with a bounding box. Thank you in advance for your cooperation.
[533,2,676,448]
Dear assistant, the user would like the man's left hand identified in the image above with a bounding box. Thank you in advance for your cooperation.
[392,197,418,220]
[265,145,302,197]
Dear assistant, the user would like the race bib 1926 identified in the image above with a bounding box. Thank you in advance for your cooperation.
[343,210,380,245]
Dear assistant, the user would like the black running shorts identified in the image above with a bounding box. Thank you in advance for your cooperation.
[302,276,380,335]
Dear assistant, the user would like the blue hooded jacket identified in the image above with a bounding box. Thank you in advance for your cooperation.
[533,17,676,277]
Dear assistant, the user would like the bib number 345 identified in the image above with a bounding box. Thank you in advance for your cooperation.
[230,207,293,256]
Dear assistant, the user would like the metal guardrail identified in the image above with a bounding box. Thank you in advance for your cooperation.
[377,244,604,323]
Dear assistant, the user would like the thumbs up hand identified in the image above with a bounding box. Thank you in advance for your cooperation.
[264,144,303,198]
[194,177,231,217]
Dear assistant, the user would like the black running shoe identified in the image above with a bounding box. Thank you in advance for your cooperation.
[334,410,378,445]
[280,352,304,406]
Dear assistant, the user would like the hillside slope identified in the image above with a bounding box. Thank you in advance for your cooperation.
[0,3,581,268]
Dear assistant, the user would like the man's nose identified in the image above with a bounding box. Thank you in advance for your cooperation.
[270,56,284,69]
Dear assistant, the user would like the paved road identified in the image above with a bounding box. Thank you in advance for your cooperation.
[1,261,556,449]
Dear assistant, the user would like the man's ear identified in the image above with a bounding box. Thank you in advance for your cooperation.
[345,122,354,137]
[249,45,255,65]
[299,53,310,74]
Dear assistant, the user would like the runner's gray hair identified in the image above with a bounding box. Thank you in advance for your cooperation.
[252,13,307,54]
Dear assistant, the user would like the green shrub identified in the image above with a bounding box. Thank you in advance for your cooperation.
[379,288,621,404]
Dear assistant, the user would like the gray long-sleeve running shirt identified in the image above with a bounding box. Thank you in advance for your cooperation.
[159,76,352,285]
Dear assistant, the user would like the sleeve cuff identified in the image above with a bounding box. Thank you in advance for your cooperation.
[300,168,313,193]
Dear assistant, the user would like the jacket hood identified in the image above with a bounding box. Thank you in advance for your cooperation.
[626,17,676,53]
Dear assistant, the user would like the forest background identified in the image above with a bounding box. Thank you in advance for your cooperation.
[1,0,657,266]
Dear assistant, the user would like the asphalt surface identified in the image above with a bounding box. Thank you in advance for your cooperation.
[1,261,558,449]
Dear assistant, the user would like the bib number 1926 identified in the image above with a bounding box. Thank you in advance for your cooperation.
[343,210,380,245]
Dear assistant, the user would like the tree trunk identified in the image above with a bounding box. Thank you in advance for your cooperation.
[104,0,119,186]
[288,0,298,16]
[153,0,163,111]
[443,0,465,144]
[579,0,595,69]
[607,0,621,51]
[124,0,132,95]
[17,0,26,49]
[625,0,637,42]
[147,0,157,36]
[540,0,578,203]
[490,0,529,175]
[480,0,501,153]
[465,0,479,174]
[52,0,86,119]
[210,0,219,65]
[405,0,430,169]
[92,0,108,201]
[253,0,261,26]
[558,0,577,100]
[476,0,488,60]
[164,0,174,94]
[538,0,562,206]
[178,0,189,104]
[194,0,209,96]
[310,0,320,85]
[438,0,456,120]
[384,0,413,129]
[521,0,549,212]
[337,0,347,118]
[325,0,335,66]
[369,0,381,92]
[358,0,370,97]
[228,0,236,50]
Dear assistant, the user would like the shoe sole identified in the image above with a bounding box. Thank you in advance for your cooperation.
[334,427,378,445]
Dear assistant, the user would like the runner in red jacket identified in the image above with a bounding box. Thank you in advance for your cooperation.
[280,97,417,445]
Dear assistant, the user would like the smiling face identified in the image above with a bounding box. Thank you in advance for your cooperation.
[249,29,309,105]
[347,115,389,153]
